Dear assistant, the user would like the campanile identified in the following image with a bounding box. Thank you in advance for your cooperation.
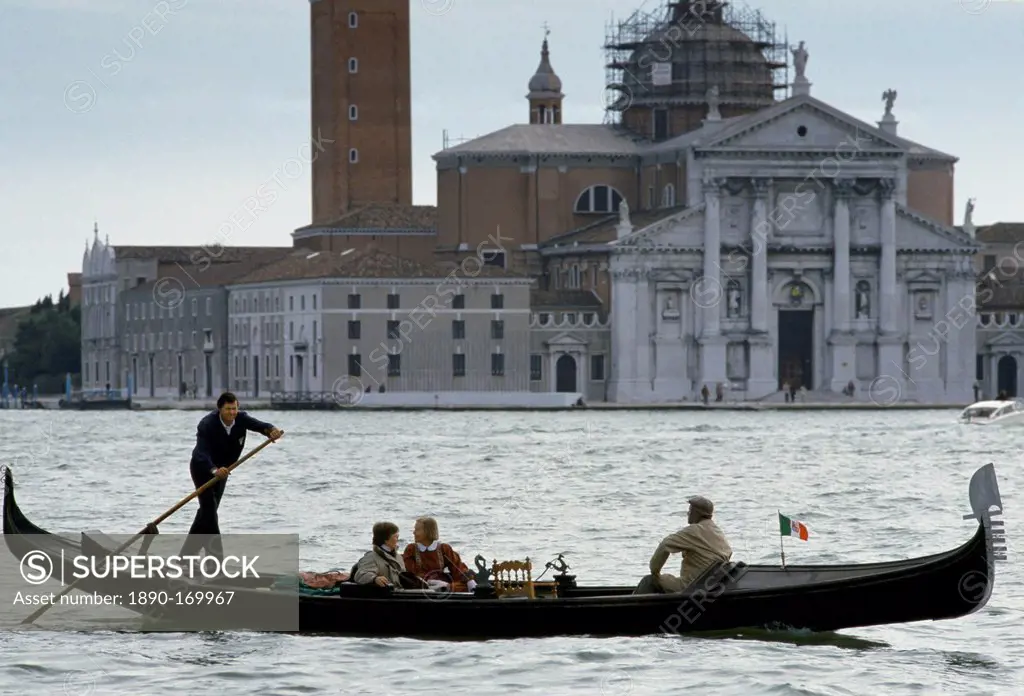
[309,0,412,224]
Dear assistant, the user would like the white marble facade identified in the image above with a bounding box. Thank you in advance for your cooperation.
[80,225,121,390]
[607,94,980,404]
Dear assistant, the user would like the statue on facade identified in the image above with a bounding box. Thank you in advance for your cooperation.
[619,199,630,226]
[662,293,680,319]
[855,282,870,319]
[963,197,976,238]
[882,89,897,117]
[706,85,721,120]
[791,41,808,79]
[726,282,742,318]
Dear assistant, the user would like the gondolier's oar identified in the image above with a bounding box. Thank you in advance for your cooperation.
[21,435,280,625]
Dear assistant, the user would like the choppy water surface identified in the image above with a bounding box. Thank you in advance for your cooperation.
[0,408,1020,695]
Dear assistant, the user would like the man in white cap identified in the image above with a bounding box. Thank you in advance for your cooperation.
[633,495,733,594]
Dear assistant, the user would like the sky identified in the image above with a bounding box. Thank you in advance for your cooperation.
[1,0,1021,307]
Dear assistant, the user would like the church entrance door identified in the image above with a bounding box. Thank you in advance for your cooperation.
[556,354,577,393]
[778,310,814,390]
[997,355,1017,397]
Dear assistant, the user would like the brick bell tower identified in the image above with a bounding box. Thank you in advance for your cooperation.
[309,0,412,225]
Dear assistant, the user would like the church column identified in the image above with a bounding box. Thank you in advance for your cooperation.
[876,178,903,393]
[832,179,853,331]
[635,271,652,394]
[702,178,722,337]
[750,178,770,333]
[698,177,727,390]
[608,268,638,402]
[829,179,857,391]
[879,179,898,334]
[747,177,774,398]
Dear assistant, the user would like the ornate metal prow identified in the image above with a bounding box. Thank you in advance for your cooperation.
[545,553,570,575]
[963,463,1006,563]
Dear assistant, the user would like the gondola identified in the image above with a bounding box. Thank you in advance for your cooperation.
[1,463,1006,639]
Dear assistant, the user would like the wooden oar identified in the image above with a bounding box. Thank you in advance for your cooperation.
[21,435,279,625]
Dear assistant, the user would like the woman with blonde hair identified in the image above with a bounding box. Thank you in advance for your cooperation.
[402,517,477,592]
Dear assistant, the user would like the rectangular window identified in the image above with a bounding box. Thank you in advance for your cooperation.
[452,294,465,309]
[452,320,465,339]
[591,354,606,381]
[452,353,466,377]
[387,320,400,339]
[348,320,361,339]
[530,354,542,381]
[387,354,400,377]
[491,353,505,376]
[387,293,399,309]
[654,108,668,140]
[490,293,504,309]
[348,354,361,377]
[348,293,361,309]
[491,320,504,340]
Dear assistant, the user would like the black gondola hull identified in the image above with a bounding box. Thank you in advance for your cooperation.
[2,464,1005,639]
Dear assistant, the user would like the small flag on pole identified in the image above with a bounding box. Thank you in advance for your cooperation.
[779,513,809,541]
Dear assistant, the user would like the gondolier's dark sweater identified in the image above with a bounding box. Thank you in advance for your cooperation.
[190,410,276,475]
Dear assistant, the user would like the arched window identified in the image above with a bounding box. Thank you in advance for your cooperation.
[661,183,675,208]
[574,185,623,214]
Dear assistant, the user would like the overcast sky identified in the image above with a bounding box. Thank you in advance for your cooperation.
[1,0,1020,307]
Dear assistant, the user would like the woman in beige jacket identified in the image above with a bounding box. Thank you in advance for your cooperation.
[353,521,407,587]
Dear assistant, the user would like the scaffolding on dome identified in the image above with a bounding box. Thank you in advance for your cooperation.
[602,0,790,125]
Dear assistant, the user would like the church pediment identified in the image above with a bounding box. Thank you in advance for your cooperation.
[612,204,706,250]
[896,204,980,251]
[701,96,902,152]
[545,331,587,347]
[986,331,1024,347]
[903,269,944,286]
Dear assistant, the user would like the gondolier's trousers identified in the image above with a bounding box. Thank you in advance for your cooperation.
[179,463,226,561]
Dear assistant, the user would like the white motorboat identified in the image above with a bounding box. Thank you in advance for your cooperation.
[958,399,1024,425]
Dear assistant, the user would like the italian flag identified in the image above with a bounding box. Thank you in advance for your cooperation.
[779,513,809,540]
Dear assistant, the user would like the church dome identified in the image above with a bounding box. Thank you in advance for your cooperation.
[605,1,786,114]
[528,39,563,96]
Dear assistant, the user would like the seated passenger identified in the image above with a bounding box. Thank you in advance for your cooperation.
[353,521,406,587]
[402,516,477,592]
[633,496,732,595]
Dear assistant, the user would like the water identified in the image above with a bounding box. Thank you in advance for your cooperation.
[0,408,1020,695]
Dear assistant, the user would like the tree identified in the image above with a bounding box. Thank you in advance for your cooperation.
[8,292,81,390]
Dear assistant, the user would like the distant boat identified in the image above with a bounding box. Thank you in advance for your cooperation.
[958,399,1024,426]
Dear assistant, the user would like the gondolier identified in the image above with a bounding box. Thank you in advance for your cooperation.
[179,391,283,559]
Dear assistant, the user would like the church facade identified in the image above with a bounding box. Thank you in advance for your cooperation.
[606,90,980,403]
[434,1,980,404]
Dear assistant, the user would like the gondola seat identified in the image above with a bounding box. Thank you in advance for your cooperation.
[492,558,536,599]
